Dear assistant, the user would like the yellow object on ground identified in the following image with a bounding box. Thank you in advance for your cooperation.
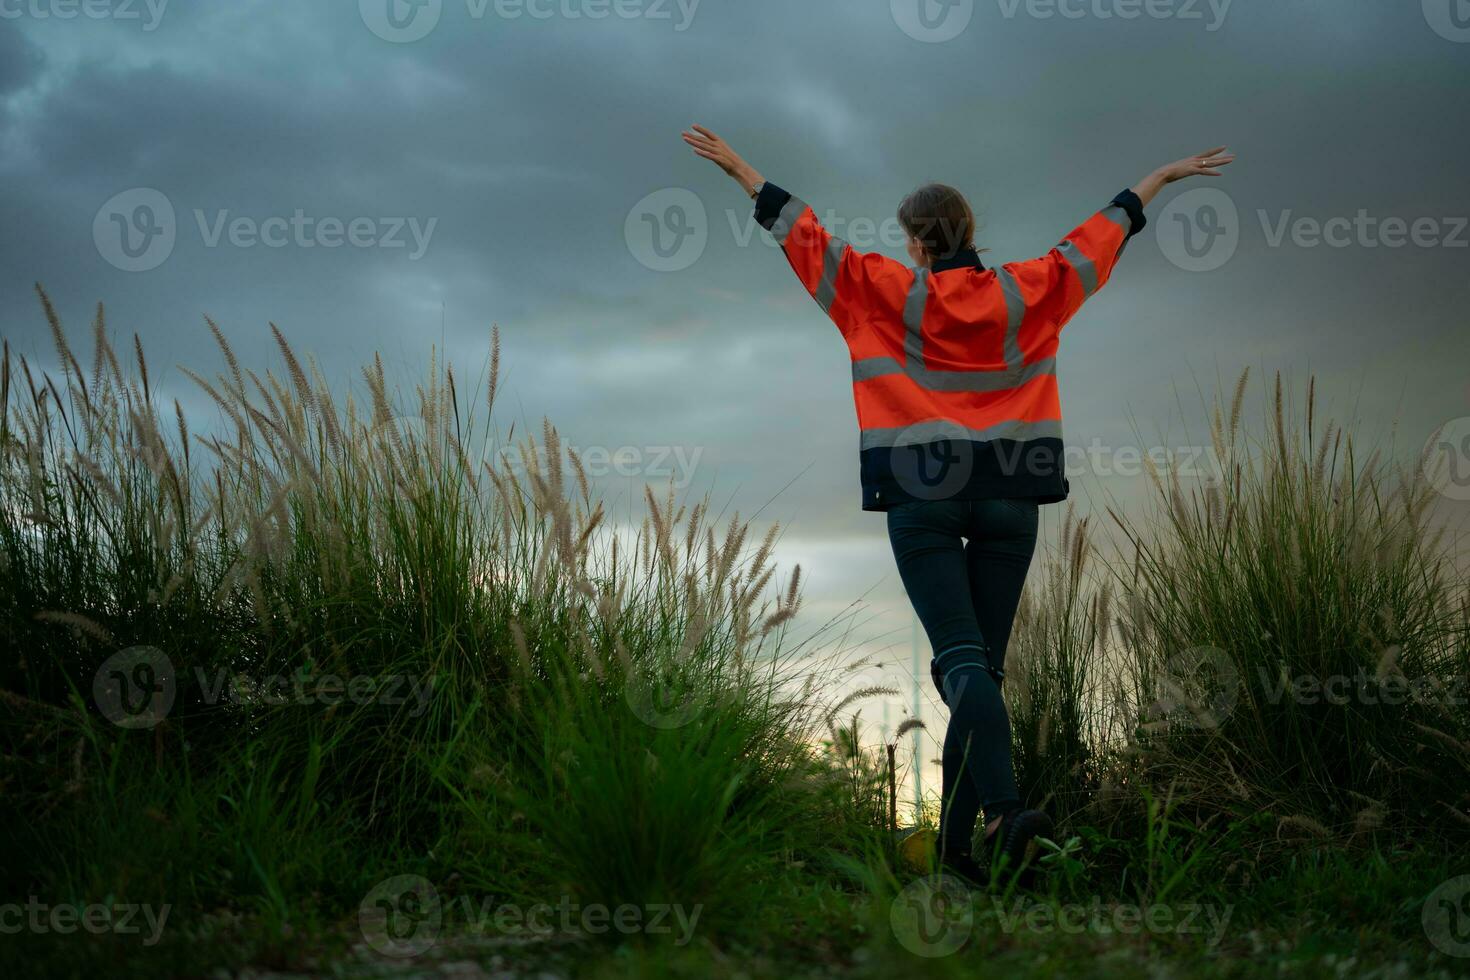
[895,827,937,874]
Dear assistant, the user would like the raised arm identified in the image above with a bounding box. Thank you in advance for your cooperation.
[1005,146,1237,337]
[681,125,912,340]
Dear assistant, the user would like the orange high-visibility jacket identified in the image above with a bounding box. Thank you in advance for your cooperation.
[753,183,1146,511]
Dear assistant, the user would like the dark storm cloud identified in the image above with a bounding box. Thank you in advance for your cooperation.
[0,21,44,95]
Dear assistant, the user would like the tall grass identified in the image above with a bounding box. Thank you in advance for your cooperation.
[4,288,1467,975]
[1007,510,1116,824]
[0,288,882,964]
[1008,370,1470,845]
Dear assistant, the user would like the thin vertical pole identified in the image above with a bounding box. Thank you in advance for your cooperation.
[911,612,923,819]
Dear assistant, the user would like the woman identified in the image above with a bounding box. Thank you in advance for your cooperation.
[682,125,1234,880]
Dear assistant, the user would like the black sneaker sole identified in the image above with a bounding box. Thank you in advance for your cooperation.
[992,809,1055,878]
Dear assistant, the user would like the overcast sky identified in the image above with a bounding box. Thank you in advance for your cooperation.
[4,0,1468,768]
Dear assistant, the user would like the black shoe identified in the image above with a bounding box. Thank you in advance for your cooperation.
[982,809,1054,880]
[937,850,986,885]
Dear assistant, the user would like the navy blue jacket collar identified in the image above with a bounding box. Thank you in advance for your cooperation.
[928,247,986,274]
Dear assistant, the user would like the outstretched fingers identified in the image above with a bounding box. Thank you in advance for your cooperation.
[682,125,743,175]
[1195,147,1236,176]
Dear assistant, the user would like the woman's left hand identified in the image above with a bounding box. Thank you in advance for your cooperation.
[682,125,765,197]
[1156,147,1236,183]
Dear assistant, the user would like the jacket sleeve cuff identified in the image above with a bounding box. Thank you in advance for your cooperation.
[754,181,792,232]
[1111,189,1146,238]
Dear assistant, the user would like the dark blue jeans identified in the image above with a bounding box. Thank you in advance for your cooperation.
[886,497,1039,857]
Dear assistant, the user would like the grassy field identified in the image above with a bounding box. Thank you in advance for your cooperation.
[3,288,1469,978]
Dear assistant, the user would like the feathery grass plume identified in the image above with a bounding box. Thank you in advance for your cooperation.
[33,611,115,645]
[270,323,314,419]
[84,303,120,401]
[1229,367,1249,447]
[1312,421,1336,489]
[71,453,124,508]
[567,445,590,508]
[1438,802,1470,828]
[1,340,10,442]
[35,285,83,394]
[309,361,345,457]
[1278,814,1331,839]
[684,499,704,559]
[206,315,246,400]
[131,332,150,403]
[760,566,803,638]
[894,718,926,739]
[446,363,462,441]
[826,686,899,731]
[1272,370,1288,468]
[181,367,250,438]
[486,324,502,415]
[542,418,564,498]
[1306,375,1316,444]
